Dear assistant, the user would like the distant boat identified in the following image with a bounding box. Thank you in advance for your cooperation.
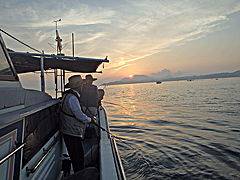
[156,81,162,84]
[187,79,193,81]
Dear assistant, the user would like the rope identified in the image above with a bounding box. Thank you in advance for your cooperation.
[0,28,41,53]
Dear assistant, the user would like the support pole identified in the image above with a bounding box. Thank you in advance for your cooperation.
[60,69,63,93]
[72,33,74,58]
[55,69,58,98]
[63,69,65,92]
[40,50,45,92]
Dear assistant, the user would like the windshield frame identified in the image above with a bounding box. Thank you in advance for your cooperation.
[0,34,19,81]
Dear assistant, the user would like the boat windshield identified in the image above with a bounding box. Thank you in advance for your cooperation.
[0,44,13,76]
[0,34,18,81]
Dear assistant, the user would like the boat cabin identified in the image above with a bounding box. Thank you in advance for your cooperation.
[0,32,125,180]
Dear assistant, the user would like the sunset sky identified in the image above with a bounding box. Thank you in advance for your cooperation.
[1,0,240,84]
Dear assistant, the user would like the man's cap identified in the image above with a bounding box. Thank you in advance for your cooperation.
[65,75,83,88]
[85,74,97,81]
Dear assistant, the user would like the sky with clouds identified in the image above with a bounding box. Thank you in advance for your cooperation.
[1,0,240,83]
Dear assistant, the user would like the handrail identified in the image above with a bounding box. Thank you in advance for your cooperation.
[111,139,126,180]
[0,143,25,165]
[26,136,58,177]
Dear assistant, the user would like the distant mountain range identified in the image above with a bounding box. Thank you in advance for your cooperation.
[103,70,240,85]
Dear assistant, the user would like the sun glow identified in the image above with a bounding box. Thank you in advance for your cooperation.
[129,74,133,78]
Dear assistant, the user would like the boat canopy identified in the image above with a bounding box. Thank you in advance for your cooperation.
[8,51,109,74]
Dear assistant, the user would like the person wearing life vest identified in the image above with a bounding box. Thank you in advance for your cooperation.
[60,75,92,173]
[80,74,99,118]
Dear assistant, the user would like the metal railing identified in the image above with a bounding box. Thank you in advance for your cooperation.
[0,143,25,165]
[26,136,59,177]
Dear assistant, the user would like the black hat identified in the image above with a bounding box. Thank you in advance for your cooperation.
[85,74,97,81]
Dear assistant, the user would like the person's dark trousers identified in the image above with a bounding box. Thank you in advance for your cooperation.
[63,134,84,173]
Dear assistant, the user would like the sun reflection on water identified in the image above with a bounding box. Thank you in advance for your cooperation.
[103,78,240,179]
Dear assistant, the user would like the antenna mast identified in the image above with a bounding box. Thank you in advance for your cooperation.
[53,19,65,98]
[54,19,62,54]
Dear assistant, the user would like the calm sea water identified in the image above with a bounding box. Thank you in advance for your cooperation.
[103,77,240,180]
